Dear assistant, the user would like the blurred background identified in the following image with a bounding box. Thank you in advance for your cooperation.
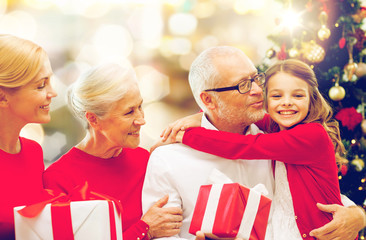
[1,0,366,222]
[2,0,281,162]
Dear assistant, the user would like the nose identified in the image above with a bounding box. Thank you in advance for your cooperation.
[249,81,263,95]
[134,109,146,126]
[281,96,293,106]
[47,85,57,98]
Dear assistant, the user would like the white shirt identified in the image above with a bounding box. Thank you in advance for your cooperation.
[142,114,275,240]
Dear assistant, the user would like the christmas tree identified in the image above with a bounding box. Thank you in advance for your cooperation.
[259,0,365,236]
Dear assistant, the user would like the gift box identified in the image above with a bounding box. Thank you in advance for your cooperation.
[13,183,123,240]
[189,183,271,240]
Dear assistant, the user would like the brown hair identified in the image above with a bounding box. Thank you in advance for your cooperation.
[264,59,346,163]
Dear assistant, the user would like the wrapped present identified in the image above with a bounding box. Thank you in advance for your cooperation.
[14,182,123,240]
[189,183,271,240]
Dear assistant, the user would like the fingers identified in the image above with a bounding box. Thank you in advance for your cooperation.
[154,194,169,208]
[195,231,206,240]
[316,203,338,214]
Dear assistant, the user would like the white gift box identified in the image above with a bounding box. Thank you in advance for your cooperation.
[14,200,122,240]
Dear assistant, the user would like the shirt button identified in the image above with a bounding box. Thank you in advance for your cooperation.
[295,216,298,220]
[142,233,145,236]
[302,233,307,238]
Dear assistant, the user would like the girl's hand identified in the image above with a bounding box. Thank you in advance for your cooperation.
[160,112,203,142]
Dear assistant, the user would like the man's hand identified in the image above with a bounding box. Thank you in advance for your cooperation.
[309,203,366,240]
[194,231,244,240]
[142,195,183,238]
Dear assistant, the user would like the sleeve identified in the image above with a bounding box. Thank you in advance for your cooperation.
[123,220,150,240]
[254,113,271,132]
[183,123,331,165]
[141,150,188,240]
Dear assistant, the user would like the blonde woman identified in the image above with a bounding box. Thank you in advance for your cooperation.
[0,34,57,239]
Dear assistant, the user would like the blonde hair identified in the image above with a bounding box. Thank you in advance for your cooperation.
[264,59,346,163]
[68,63,138,127]
[0,34,48,89]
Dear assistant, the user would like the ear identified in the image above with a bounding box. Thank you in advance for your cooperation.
[200,92,217,110]
[85,112,100,129]
[0,88,9,108]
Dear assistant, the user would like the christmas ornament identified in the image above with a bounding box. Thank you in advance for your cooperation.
[277,43,287,60]
[355,62,366,77]
[266,48,276,59]
[344,60,358,81]
[301,41,325,63]
[317,11,331,41]
[339,37,346,49]
[340,164,348,176]
[361,119,366,135]
[351,7,366,23]
[344,37,358,81]
[318,26,331,41]
[329,79,345,101]
[351,155,365,172]
[350,28,366,52]
[288,48,300,58]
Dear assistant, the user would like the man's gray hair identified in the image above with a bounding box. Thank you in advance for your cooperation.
[188,46,243,111]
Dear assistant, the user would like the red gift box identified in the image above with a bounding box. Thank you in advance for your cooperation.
[189,183,271,240]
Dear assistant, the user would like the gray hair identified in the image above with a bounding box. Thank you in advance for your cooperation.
[68,63,138,126]
[188,46,243,111]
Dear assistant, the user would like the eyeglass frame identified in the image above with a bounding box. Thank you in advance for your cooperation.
[204,72,266,94]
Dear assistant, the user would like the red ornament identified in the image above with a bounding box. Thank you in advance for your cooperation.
[339,37,346,49]
[277,43,287,60]
[335,107,363,131]
[340,164,348,176]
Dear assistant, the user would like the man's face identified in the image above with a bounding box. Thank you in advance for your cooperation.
[211,52,265,133]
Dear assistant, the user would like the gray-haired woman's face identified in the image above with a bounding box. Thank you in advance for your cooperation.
[96,84,145,149]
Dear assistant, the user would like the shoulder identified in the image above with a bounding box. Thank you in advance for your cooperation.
[122,147,150,162]
[20,137,42,151]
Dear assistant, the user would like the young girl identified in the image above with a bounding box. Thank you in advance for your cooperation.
[0,34,57,239]
[161,59,346,239]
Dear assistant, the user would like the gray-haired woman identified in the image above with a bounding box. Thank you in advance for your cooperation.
[43,63,183,240]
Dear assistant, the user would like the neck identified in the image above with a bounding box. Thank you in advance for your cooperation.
[76,130,123,159]
[0,110,26,153]
[205,112,249,135]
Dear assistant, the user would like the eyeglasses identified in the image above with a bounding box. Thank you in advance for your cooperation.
[204,73,266,94]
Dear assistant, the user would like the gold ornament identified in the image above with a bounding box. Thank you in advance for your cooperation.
[344,37,358,81]
[288,48,300,58]
[351,155,365,172]
[355,62,366,77]
[329,83,345,101]
[302,41,325,63]
[266,48,276,59]
[318,11,331,41]
[318,25,331,41]
[343,60,358,81]
[361,119,366,136]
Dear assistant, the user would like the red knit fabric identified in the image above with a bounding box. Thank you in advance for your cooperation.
[43,147,150,240]
[0,137,47,240]
[183,123,342,239]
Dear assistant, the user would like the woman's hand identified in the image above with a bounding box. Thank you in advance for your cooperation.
[160,112,203,142]
[142,195,183,239]
[150,131,184,153]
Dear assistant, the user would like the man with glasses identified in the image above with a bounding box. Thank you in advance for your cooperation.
[141,46,365,240]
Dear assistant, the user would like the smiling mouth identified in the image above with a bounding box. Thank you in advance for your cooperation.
[278,110,297,115]
[128,131,140,136]
[40,105,49,110]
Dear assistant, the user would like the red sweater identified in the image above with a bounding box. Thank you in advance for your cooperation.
[0,137,48,240]
[43,147,150,240]
[183,123,343,239]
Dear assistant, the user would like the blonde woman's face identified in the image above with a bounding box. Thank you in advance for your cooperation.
[4,59,57,125]
[267,72,310,130]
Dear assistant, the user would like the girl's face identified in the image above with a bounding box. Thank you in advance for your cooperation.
[5,59,57,125]
[267,72,310,130]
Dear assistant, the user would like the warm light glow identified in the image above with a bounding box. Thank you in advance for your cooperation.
[0,11,37,40]
[234,0,266,15]
[281,10,302,31]
[169,13,197,36]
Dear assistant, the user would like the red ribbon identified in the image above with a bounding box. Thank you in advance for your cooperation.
[17,182,123,240]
